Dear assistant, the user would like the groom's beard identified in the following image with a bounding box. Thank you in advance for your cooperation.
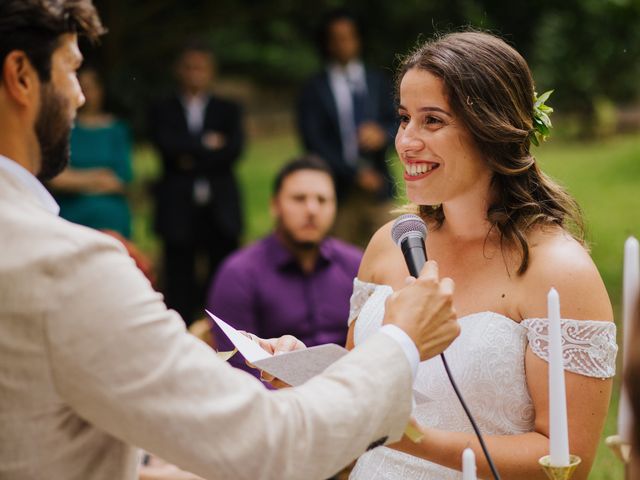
[36,83,73,182]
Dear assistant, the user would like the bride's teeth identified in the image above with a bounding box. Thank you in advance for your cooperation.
[405,163,439,176]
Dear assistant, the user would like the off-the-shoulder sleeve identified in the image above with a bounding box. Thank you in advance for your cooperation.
[348,278,377,327]
[521,318,618,379]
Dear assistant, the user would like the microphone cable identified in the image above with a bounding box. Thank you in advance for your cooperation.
[391,214,501,480]
[439,352,501,480]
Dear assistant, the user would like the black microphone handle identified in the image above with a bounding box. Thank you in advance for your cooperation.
[400,236,427,277]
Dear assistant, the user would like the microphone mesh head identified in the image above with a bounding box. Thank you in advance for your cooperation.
[391,214,427,246]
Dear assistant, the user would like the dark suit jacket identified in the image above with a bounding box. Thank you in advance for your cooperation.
[149,94,244,244]
[297,66,397,200]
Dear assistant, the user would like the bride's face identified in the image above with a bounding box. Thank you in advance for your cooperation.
[395,68,492,207]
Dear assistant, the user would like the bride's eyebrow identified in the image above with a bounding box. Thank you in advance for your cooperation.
[397,105,452,117]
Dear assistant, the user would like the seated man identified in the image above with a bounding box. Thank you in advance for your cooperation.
[207,155,362,377]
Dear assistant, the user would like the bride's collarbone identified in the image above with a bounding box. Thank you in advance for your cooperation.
[375,246,524,321]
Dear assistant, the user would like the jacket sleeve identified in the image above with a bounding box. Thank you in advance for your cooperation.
[296,83,352,180]
[148,100,244,175]
[195,101,244,175]
[46,234,413,480]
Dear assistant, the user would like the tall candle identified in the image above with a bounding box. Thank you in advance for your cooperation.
[462,448,477,480]
[548,288,570,466]
[619,236,639,443]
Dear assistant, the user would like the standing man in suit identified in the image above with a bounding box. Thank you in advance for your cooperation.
[0,5,460,480]
[297,9,397,247]
[149,42,244,325]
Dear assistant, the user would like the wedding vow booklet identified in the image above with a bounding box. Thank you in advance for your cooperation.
[206,310,349,386]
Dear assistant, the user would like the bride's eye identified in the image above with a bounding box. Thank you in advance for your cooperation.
[424,115,443,126]
[397,113,410,127]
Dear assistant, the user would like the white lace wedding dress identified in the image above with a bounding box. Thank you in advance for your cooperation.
[348,279,618,480]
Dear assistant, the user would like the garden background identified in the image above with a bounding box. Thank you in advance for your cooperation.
[89,1,640,477]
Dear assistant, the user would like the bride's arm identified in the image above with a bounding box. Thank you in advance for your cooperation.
[346,221,407,352]
[393,353,611,479]
[392,233,614,480]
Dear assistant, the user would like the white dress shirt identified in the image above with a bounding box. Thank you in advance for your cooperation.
[327,60,368,167]
[0,154,59,215]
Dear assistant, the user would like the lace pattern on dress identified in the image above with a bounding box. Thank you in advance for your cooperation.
[522,318,617,379]
[348,278,378,326]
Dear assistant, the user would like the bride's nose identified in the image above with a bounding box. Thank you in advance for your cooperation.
[395,122,424,156]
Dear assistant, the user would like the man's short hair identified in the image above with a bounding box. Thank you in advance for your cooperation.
[272,155,335,196]
[178,38,215,61]
[0,0,105,83]
[315,8,361,59]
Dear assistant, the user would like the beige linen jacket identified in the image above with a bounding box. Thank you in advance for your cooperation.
[0,167,413,480]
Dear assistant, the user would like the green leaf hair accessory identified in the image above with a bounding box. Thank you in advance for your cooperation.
[531,90,554,147]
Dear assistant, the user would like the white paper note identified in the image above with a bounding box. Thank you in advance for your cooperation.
[206,310,349,386]
[207,310,271,362]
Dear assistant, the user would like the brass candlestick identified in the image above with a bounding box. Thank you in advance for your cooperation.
[539,455,581,480]
[605,434,631,464]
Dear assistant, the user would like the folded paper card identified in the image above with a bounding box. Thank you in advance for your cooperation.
[207,310,348,387]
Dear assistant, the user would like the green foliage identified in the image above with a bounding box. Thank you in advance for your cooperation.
[531,90,554,146]
[531,0,640,134]
[90,0,640,138]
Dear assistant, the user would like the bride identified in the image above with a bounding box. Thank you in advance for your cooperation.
[346,31,617,479]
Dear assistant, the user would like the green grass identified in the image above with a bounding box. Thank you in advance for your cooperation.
[131,132,640,479]
[536,135,640,479]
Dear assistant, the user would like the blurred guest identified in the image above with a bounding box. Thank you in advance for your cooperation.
[48,67,132,238]
[297,8,396,247]
[626,294,640,479]
[149,41,244,326]
[207,155,362,378]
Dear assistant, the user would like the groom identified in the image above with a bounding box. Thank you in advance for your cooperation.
[0,2,459,480]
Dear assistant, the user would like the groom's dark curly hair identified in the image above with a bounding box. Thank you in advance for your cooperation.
[396,30,584,275]
[0,0,105,84]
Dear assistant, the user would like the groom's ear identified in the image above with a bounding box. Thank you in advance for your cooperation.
[1,50,40,110]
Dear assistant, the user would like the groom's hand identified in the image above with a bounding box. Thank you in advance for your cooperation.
[383,260,459,361]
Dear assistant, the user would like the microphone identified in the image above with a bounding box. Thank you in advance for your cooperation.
[389,213,502,480]
[391,214,428,278]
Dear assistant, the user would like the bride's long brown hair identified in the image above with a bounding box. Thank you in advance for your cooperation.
[396,31,583,275]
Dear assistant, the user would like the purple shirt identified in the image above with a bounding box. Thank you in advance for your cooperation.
[207,233,362,376]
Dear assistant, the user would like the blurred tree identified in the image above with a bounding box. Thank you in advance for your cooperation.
[531,0,640,136]
[87,0,640,137]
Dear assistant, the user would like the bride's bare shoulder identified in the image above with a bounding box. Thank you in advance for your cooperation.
[357,221,407,284]
[519,224,613,320]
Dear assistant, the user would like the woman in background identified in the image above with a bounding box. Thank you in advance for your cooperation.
[49,67,132,238]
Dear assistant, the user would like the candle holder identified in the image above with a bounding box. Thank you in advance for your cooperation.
[539,455,581,480]
[605,435,631,464]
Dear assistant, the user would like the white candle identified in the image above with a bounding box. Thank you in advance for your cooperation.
[462,448,477,480]
[548,288,570,466]
[619,236,639,443]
